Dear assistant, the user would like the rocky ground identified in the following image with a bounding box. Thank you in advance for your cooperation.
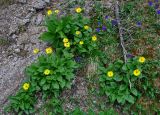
[0,0,113,113]
[0,0,51,112]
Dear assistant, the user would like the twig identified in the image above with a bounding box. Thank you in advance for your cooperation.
[115,1,127,63]
[115,0,132,89]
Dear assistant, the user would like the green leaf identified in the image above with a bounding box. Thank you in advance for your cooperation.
[37,67,44,72]
[117,96,124,104]
[110,94,116,102]
[113,76,123,81]
[125,95,135,104]
[59,31,65,38]
[66,82,71,89]
[60,79,65,88]
[79,48,87,53]
[52,82,59,89]
[117,60,123,64]
[29,108,35,113]
[131,88,138,96]
[43,84,50,90]
[20,102,25,110]
[88,28,92,32]
[46,18,57,32]
[99,67,106,73]
[36,86,41,91]
[24,103,30,109]
[56,24,63,32]
[99,76,105,82]
[40,32,54,42]
[122,65,127,71]
[65,72,75,80]
[57,76,63,82]
[88,108,95,115]
[119,84,127,91]
[18,111,23,115]
[40,78,46,86]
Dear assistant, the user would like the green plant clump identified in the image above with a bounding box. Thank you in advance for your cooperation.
[99,56,159,106]
[40,13,99,57]
[26,50,78,99]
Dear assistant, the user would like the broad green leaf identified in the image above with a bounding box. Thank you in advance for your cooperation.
[24,103,30,109]
[119,84,127,91]
[43,84,50,90]
[60,79,65,88]
[125,95,135,104]
[59,31,65,38]
[66,82,71,89]
[57,76,63,82]
[52,82,59,89]
[117,96,124,104]
[20,102,25,110]
[131,88,138,96]
[99,77,105,82]
[56,23,63,32]
[40,32,54,43]
[40,78,46,86]
[113,75,123,81]
[122,65,127,71]
[37,67,44,72]
[110,94,116,102]
[46,18,57,32]
[88,108,95,115]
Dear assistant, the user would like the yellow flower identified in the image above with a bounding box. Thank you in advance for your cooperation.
[107,71,114,77]
[138,56,145,63]
[63,38,69,43]
[76,31,81,35]
[75,7,82,13]
[64,42,70,48]
[54,10,60,14]
[44,69,51,75]
[84,25,89,30]
[33,48,39,54]
[133,69,141,76]
[23,83,30,91]
[45,47,53,54]
[92,35,97,41]
[79,41,84,45]
[47,10,52,16]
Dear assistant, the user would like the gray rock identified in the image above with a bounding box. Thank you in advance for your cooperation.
[2,51,5,54]
[25,12,34,19]
[20,18,30,26]
[11,34,18,39]
[24,43,34,52]
[35,13,43,25]
[32,0,46,10]
[14,48,21,53]
[28,26,46,35]
[43,0,50,3]
[30,34,43,44]
[17,0,27,3]
[0,1,48,113]
[28,7,35,12]
[9,24,19,35]
[31,16,36,25]
[17,33,29,44]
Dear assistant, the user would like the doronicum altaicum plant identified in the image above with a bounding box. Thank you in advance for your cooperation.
[99,56,159,105]
[26,49,78,99]
[40,8,99,57]
[5,82,36,114]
